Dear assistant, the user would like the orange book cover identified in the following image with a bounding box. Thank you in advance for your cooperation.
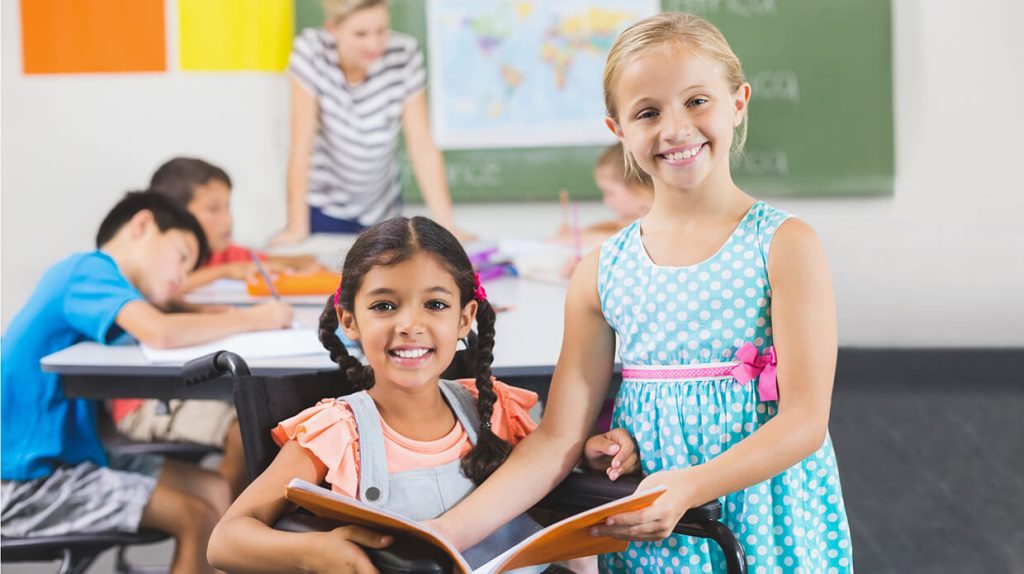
[246,271,341,296]
[285,478,665,574]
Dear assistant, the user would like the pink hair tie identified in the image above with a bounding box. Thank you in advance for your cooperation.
[333,285,342,307]
[473,273,487,302]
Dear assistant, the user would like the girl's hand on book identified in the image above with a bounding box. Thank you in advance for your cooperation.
[582,428,639,480]
[590,468,700,542]
[308,525,392,573]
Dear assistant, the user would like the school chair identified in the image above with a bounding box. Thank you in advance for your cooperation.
[0,524,168,574]
[1,438,226,574]
[0,440,221,574]
[1,400,226,573]
[183,349,746,574]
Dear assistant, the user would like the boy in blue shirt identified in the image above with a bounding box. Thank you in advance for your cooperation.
[1,191,292,573]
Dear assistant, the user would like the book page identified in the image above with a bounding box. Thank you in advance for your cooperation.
[140,328,324,364]
[285,479,475,574]
[477,485,667,574]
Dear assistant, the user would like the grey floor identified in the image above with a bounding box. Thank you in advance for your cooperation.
[829,349,1024,574]
[5,349,1023,573]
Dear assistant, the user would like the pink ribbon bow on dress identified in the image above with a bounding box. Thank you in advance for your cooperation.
[731,342,779,401]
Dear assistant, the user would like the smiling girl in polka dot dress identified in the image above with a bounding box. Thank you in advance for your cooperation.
[593,12,853,572]
[428,11,852,573]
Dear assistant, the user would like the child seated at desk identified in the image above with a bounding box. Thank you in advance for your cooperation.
[1,191,291,572]
[557,143,654,256]
[150,156,323,293]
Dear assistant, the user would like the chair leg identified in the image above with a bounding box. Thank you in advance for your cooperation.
[58,547,99,574]
[116,545,130,573]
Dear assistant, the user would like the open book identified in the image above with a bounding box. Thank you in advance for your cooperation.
[285,478,666,574]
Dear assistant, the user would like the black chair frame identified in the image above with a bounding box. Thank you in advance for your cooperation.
[0,530,168,574]
[184,350,746,574]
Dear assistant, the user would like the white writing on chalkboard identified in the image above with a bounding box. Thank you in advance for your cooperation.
[447,160,502,188]
[669,0,777,17]
[750,71,800,102]
[736,150,789,176]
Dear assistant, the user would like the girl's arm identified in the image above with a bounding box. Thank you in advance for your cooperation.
[179,263,251,293]
[208,441,391,573]
[116,299,294,348]
[265,253,325,273]
[401,90,467,238]
[594,218,838,541]
[429,249,618,550]
[270,76,319,247]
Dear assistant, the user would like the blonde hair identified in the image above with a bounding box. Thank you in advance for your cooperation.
[321,0,387,24]
[603,12,748,182]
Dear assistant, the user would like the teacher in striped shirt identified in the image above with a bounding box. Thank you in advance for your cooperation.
[271,0,464,245]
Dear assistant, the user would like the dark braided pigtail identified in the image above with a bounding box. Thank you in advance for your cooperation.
[318,295,374,393]
[460,297,513,484]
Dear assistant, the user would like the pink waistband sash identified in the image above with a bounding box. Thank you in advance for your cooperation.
[621,342,778,401]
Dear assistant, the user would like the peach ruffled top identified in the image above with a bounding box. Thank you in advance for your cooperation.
[271,379,538,498]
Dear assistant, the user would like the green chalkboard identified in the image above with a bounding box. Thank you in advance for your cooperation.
[295,0,893,201]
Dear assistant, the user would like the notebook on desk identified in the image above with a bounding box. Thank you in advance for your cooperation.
[139,328,325,364]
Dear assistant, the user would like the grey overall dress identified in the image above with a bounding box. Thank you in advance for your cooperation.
[344,380,541,568]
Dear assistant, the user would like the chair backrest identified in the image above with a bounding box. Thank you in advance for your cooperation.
[233,332,479,483]
[233,369,341,483]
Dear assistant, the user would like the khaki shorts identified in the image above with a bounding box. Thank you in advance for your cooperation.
[116,399,236,447]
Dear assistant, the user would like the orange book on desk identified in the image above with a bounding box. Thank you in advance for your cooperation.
[246,271,341,296]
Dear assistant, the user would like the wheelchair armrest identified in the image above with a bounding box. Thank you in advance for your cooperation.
[182,351,251,385]
[536,469,722,524]
[274,512,451,574]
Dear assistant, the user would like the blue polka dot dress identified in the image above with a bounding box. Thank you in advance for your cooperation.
[597,202,853,573]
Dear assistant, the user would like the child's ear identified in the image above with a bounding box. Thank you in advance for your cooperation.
[337,307,361,341]
[733,82,751,127]
[128,209,155,239]
[605,116,624,139]
[458,300,478,339]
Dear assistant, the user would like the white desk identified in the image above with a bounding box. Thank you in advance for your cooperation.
[44,276,571,400]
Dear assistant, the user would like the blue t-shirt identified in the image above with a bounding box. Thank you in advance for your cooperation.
[1,251,143,481]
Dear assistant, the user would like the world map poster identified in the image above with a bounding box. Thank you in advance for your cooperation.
[427,0,659,149]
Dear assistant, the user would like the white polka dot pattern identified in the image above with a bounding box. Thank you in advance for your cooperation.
[595,202,853,573]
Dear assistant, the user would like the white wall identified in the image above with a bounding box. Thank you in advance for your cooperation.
[3,0,1023,346]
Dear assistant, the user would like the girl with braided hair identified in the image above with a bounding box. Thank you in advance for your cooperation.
[209,216,637,573]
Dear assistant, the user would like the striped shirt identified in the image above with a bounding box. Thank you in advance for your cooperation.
[289,28,426,225]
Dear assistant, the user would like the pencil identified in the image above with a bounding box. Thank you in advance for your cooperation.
[251,253,281,300]
[571,202,582,262]
[559,188,570,230]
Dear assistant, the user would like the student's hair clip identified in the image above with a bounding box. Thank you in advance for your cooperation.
[473,273,487,302]
[333,285,342,307]
[480,420,492,430]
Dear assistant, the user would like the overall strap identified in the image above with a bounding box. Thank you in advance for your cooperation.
[343,391,391,506]
[438,380,481,446]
